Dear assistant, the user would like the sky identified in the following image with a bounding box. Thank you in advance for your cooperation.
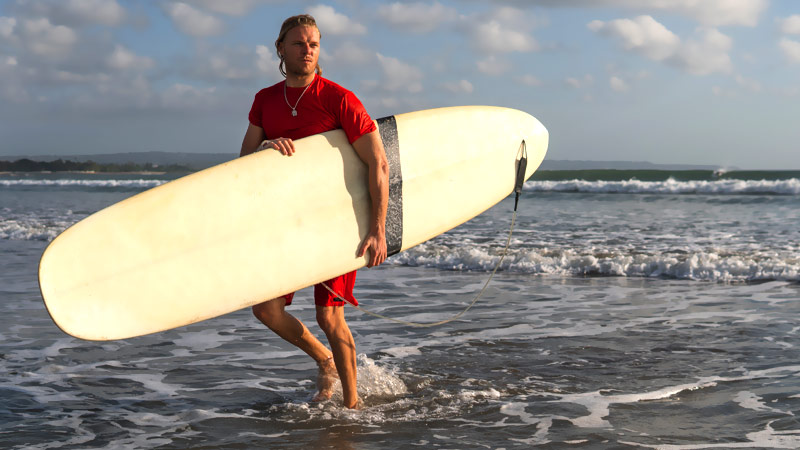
[0,0,799,169]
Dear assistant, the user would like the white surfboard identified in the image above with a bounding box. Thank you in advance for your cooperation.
[39,106,548,340]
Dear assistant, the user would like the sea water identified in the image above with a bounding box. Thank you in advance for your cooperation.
[2,170,800,449]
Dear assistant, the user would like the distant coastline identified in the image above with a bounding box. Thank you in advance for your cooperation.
[0,158,193,174]
[1,152,236,172]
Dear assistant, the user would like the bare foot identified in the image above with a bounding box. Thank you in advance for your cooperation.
[312,356,339,402]
[344,396,364,410]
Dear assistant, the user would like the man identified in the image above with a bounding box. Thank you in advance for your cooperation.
[240,14,389,410]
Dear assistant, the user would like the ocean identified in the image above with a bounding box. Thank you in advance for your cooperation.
[2,169,800,449]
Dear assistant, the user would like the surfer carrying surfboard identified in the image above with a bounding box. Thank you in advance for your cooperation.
[240,14,389,409]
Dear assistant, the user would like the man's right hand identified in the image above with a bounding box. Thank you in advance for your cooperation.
[259,137,295,156]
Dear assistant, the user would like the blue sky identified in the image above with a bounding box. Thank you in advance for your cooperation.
[1,0,798,169]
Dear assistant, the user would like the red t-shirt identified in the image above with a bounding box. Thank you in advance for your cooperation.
[248,75,376,144]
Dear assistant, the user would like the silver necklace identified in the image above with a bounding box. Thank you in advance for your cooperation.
[284,78,314,117]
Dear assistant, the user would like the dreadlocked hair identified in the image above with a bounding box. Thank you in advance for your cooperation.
[275,14,322,78]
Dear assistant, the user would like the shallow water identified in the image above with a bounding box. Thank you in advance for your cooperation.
[2,173,800,448]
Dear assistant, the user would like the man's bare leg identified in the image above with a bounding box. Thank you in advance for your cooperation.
[316,305,359,409]
[251,298,340,401]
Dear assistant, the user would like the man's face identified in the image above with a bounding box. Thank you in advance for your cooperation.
[280,25,320,78]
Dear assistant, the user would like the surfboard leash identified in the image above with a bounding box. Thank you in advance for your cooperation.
[322,140,528,328]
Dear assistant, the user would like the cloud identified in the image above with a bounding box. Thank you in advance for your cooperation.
[734,74,761,92]
[63,74,155,113]
[442,79,474,94]
[605,67,649,92]
[526,0,766,27]
[0,16,16,39]
[671,28,732,75]
[376,1,458,33]
[61,0,126,26]
[711,73,763,97]
[476,55,512,75]
[374,53,423,93]
[589,16,732,75]
[107,45,155,71]
[517,74,543,86]
[306,4,366,36]
[20,18,78,59]
[466,7,539,54]
[161,83,218,110]
[779,38,800,63]
[777,15,800,35]
[186,0,262,16]
[207,56,251,80]
[0,54,26,104]
[165,2,224,37]
[323,41,374,66]
[54,70,111,84]
[178,45,264,82]
[587,15,679,60]
[474,20,538,53]
[256,45,283,82]
[711,85,733,97]
[609,75,629,92]
[6,0,127,27]
[564,74,594,89]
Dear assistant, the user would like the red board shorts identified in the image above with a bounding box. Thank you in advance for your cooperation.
[281,270,358,307]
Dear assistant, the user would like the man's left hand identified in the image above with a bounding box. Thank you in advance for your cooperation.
[357,231,387,268]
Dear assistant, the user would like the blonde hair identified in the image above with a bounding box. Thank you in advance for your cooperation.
[275,14,322,77]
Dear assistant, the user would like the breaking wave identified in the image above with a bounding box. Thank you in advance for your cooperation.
[525,178,800,195]
[389,243,800,283]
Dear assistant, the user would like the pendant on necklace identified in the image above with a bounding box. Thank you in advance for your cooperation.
[291,109,298,117]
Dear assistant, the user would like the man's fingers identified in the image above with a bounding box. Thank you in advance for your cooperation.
[281,139,295,155]
[368,246,378,267]
[266,137,295,156]
[358,238,376,267]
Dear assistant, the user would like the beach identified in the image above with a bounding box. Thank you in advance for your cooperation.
[2,170,800,449]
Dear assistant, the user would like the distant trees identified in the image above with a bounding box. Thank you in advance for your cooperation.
[0,159,192,173]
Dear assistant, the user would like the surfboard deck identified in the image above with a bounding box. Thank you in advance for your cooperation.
[39,106,548,340]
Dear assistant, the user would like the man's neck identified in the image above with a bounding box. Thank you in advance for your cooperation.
[286,73,316,88]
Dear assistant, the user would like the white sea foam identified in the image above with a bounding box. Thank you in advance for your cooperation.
[733,391,787,415]
[0,216,75,241]
[0,178,164,188]
[557,378,720,428]
[622,422,800,449]
[525,178,800,195]
[389,244,800,282]
[310,354,409,406]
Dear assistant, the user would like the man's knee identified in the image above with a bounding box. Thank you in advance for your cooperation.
[253,299,283,327]
[316,306,342,334]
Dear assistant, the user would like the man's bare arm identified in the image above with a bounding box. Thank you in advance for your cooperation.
[351,130,389,267]
[240,123,266,157]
